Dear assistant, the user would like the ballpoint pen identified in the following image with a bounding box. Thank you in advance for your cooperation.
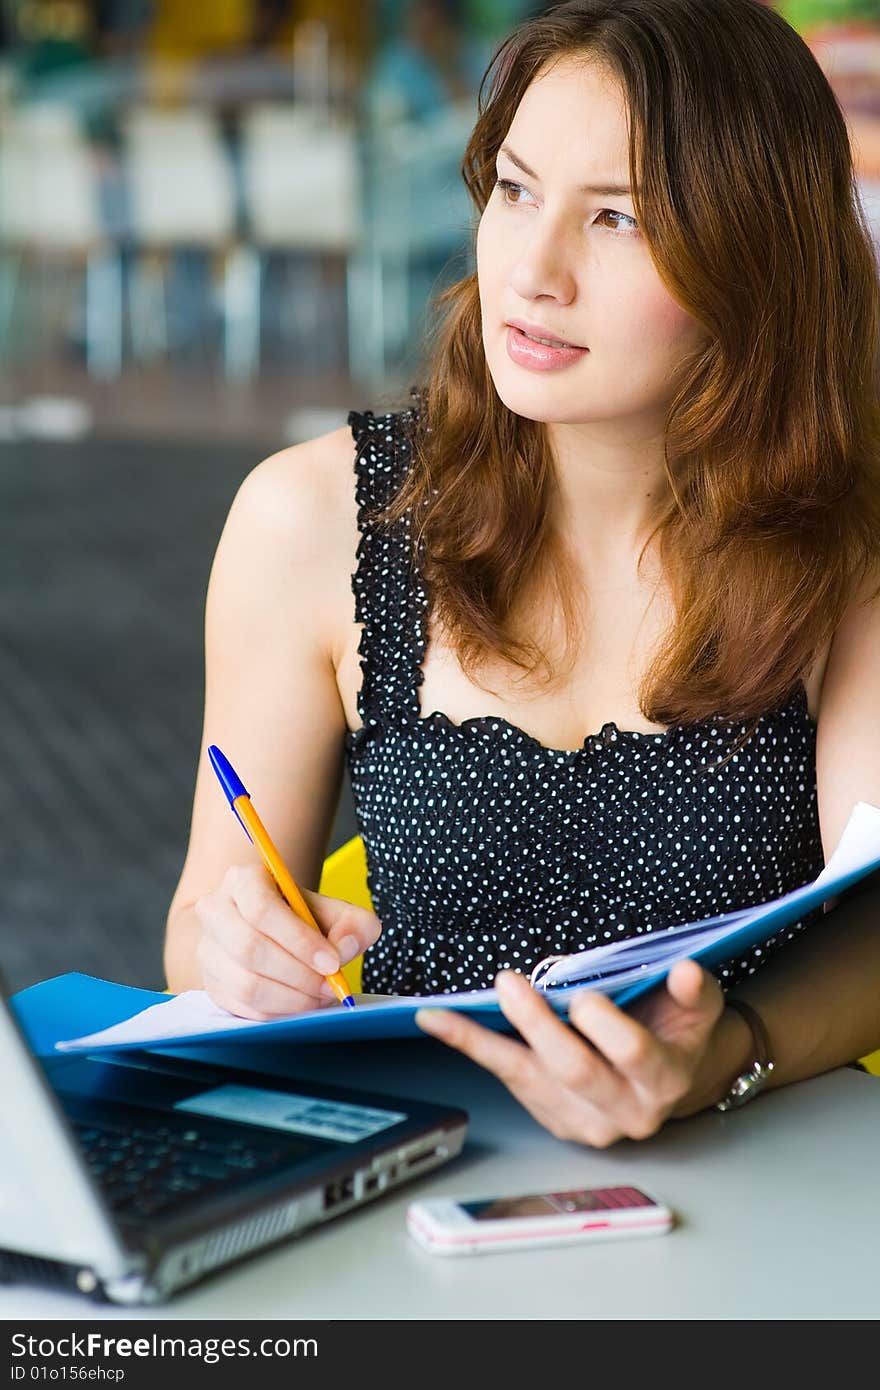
[207,743,356,1009]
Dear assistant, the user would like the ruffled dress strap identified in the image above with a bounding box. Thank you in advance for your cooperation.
[348,398,426,728]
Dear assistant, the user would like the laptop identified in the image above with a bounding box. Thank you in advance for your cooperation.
[0,974,468,1304]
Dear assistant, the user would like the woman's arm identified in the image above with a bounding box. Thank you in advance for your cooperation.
[164,426,380,1009]
[675,876,880,1116]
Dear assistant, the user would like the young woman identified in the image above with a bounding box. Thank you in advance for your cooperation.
[165,0,880,1147]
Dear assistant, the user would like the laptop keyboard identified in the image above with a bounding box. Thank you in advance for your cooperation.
[71,1114,289,1221]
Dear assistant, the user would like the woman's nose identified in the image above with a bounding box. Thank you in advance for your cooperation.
[507,223,578,303]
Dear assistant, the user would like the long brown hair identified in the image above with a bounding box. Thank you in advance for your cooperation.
[380,0,880,725]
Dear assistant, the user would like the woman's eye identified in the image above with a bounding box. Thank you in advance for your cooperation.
[595,208,640,236]
[495,177,532,206]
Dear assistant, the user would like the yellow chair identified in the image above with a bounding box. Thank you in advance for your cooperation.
[318,834,372,993]
[317,835,880,1075]
[861,1048,880,1077]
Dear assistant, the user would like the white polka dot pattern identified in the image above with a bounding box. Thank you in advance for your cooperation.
[345,400,825,997]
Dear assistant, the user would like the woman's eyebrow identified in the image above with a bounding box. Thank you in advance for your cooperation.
[497,143,635,197]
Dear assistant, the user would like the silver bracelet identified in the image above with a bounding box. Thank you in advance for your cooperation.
[715,997,775,1112]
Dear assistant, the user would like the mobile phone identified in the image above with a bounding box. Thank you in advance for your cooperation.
[406,1185,673,1256]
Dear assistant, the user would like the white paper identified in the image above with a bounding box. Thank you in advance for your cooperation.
[812,800,880,888]
[55,985,487,1053]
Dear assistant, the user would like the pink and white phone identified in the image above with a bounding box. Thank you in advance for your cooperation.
[406,1184,673,1256]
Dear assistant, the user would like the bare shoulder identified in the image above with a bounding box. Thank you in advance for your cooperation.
[209,422,359,662]
[826,566,880,660]
[232,422,358,552]
[803,567,880,721]
[814,567,880,858]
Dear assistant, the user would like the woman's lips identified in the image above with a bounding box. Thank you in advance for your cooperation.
[505,324,589,372]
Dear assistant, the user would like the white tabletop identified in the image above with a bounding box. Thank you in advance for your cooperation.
[3,1036,878,1320]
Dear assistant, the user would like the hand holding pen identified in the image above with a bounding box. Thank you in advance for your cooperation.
[193,744,381,1020]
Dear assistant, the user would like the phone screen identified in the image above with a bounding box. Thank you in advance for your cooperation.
[460,1187,657,1221]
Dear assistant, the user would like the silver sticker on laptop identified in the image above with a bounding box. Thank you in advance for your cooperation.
[175,1084,406,1143]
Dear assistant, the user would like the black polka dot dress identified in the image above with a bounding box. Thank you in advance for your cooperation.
[345,400,825,997]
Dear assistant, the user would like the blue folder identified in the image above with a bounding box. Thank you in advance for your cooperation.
[11,826,880,1058]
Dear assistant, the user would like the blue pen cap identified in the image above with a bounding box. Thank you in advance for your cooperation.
[207,744,249,805]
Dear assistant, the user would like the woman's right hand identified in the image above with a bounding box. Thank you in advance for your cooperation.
[194,864,382,1020]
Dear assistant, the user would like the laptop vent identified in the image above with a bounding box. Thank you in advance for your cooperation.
[200,1200,301,1272]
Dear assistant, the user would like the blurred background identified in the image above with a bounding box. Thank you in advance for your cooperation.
[0,0,878,993]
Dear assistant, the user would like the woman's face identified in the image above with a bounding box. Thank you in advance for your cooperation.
[477,56,706,431]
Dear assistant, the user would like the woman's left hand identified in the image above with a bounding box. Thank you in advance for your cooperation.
[414,959,724,1147]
